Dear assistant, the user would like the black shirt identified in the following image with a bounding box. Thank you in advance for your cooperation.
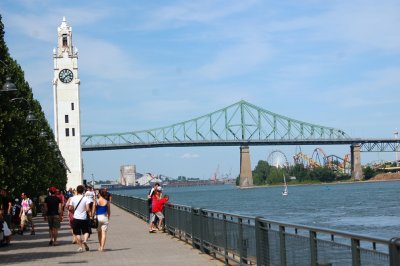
[45,195,61,216]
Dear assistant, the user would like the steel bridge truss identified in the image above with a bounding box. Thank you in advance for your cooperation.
[82,100,351,150]
[360,142,400,152]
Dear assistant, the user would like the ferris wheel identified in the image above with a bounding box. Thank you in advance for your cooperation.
[267,150,289,168]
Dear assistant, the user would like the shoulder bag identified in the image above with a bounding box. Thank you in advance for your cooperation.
[89,200,98,228]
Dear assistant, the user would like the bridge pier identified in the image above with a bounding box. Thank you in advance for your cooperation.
[239,146,253,187]
[351,144,363,181]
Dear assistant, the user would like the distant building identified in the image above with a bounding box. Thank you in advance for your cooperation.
[120,165,136,186]
[136,173,162,186]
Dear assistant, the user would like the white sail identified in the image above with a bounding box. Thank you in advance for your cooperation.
[282,174,288,196]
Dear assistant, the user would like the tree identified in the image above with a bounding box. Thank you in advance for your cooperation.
[363,166,376,180]
[0,15,67,198]
[252,160,269,185]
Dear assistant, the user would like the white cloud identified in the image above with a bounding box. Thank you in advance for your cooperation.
[195,37,273,79]
[141,0,259,29]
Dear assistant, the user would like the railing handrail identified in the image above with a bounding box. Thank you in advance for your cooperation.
[111,193,398,265]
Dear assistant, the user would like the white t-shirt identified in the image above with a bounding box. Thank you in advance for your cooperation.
[69,195,89,220]
[21,198,32,215]
[85,190,95,203]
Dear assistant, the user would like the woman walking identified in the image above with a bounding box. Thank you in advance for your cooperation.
[93,189,110,251]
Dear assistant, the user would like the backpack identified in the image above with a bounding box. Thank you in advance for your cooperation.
[12,204,21,217]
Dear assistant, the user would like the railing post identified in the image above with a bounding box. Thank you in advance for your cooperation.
[351,238,361,266]
[389,237,400,266]
[199,208,207,253]
[191,208,198,249]
[223,214,229,265]
[255,216,266,266]
[238,217,248,265]
[310,231,317,266]
[279,225,287,266]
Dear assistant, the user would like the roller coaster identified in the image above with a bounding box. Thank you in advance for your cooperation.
[281,147,352,173]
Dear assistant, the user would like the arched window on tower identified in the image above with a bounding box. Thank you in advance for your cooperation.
[62,34,68,47]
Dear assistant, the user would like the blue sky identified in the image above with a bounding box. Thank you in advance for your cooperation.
[1,0,399,181]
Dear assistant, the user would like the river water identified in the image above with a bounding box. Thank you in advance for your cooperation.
[113,180,400,240]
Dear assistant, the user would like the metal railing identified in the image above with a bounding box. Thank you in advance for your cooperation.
[112,194,400,266]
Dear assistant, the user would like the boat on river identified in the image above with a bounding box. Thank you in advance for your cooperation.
[282,175,288,196]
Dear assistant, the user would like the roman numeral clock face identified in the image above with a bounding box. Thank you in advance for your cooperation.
[59,69,73,83]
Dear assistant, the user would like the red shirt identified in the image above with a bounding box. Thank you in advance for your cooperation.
[152,197,168,213]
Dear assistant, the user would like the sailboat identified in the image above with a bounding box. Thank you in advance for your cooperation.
[282,174,288,196]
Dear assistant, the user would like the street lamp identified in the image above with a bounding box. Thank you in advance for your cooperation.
[1,77,17,92]
[9,97,37,122]
[91,173,95,187]
[39,130,48,138]
[0,60,17,93]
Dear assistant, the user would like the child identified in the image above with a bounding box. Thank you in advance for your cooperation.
[150,194,169,232]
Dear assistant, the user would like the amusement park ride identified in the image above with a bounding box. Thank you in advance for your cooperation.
[292,147,351,174]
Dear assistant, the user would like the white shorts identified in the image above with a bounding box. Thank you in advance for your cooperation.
[151,212,164,223]
[97,214,109,232]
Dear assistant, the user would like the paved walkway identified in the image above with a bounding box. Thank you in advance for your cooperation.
[0,205,223,265]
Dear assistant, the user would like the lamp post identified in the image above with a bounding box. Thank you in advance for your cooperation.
[91,173,95,187]
[0,60,17,93]
[9,97,37,122]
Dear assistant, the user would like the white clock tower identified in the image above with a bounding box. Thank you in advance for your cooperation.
[53,17,83,189]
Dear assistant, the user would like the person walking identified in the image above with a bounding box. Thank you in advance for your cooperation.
[44,187,63,246]
[11,198,21,234]
[65,195,77,244]
[19,193,35,235]
[68,185,90,252]
[93,189,110,251]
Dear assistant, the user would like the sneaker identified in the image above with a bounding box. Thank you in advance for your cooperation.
[77,247,83,252]
[49,240,53,246]
[83,242,89,251]
[30,231,35,235]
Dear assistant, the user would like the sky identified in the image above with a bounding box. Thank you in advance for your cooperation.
[1,0,399,181]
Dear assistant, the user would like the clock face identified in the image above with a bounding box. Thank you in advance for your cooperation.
[59,69,73,83]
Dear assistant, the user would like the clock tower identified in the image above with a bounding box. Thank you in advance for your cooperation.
[53,17,83,189]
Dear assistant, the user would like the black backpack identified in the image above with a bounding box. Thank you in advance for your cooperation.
[12,204,21,217]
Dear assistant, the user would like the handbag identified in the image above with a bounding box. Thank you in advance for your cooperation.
[90,215,98,228]
[89,202,98,228]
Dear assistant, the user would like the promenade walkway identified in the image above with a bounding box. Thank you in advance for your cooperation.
[0,205,223,265]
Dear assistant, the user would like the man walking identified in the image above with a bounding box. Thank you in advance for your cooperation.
[19,193,35,235]
[44,187,62,246]
[68,185,90,252]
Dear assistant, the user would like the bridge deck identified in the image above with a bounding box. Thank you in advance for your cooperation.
[1,205,221,265]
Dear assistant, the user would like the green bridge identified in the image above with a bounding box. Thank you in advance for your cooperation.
[81,100,399,185]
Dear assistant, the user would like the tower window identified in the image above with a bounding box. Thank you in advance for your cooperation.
[65,115,69,123]
[62,34,68,46]
[72,128,75,136]
[71,102,74,110]
[65,128,70,137]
